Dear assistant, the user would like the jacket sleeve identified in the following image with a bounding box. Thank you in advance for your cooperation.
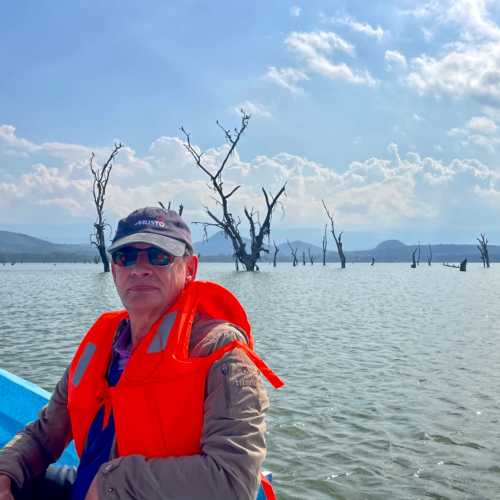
[96,327,270,500]
[0,368,73,489]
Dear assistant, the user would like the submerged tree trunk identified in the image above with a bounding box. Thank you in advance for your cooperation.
[411,248,417,268]
[322,224,327,266]
[94,223,110,273]
[273,240,279,267]
[287,240,298,267]
[322,201,346,269]
[477,234,490,268]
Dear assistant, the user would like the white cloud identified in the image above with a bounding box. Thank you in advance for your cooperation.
[232,101,272,119]
[331,16,385,40]
[385,50,408,70]
[405,0,500,107]
[290,5,301,17]
[264,66,309,93]
[284,31,377,87]
[405,0,500,41]
[3,124,500,234]
[447,127,466,137]
[0,125,40,153]
[407,42,500,105]
[286,31,355,57]
[467,115,497,134]
[447,115,500,151]
[413,113,423,122]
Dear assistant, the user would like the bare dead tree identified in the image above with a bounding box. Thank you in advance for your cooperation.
[89,143,123,272]
[322,224,328,266]
[287,240,298,267]
[301,250,305,266]
[417,241,421,266]
[411,247,417,268]
[308,248,314,265]
[273,240,279,267]
[427,244,432,266]
[158,201,184,216]
[477,233,490,268]
[371,257,375,266]
[322,200,346,268]
[181,112,286,271]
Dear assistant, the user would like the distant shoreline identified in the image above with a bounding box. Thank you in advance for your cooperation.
[1,254,496,265]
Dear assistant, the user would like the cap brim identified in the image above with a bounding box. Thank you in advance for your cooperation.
[108,232,186,256]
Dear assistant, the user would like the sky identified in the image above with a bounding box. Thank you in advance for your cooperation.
[2,0,500,248]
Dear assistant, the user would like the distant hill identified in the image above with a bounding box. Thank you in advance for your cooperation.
[193,231,248,256]
[0,231,97,263]
[347,241,500,263]
[1,229,497,264]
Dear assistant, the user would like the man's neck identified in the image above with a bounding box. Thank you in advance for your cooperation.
[129,310,163,348]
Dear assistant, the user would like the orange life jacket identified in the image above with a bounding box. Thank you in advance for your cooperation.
[67,280,283,498]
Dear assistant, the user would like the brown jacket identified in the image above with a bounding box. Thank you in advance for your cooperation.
[0,317,270,500]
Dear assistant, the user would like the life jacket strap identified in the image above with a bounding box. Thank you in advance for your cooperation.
[212,340,285,389]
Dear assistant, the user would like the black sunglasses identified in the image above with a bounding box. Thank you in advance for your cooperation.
[111,246,176,267]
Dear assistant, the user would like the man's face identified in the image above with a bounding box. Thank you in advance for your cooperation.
[111,243,198,316]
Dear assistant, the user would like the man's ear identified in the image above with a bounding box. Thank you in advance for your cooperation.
[185,255,199,282]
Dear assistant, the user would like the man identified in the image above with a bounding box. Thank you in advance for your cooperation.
[0,207,282,500]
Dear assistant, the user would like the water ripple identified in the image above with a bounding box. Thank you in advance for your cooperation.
[1,263,500,498]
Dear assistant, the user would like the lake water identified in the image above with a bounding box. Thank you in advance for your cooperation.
[0,262,499,499]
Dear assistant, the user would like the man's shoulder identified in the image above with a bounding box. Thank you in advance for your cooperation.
[189,316,248,358]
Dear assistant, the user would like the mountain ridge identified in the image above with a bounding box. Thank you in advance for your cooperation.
[0,230,498,263]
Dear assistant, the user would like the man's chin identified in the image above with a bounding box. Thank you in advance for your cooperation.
[124,293,163,311]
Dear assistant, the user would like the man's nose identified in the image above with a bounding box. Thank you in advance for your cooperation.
[130,251,153,275]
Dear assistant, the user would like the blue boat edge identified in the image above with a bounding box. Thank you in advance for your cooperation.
[0,367,272,498]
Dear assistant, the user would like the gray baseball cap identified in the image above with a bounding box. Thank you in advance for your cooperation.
[109,207,193,257]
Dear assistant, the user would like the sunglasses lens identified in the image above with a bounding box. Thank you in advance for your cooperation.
[112,248,138,267]
[148,248,174,266]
